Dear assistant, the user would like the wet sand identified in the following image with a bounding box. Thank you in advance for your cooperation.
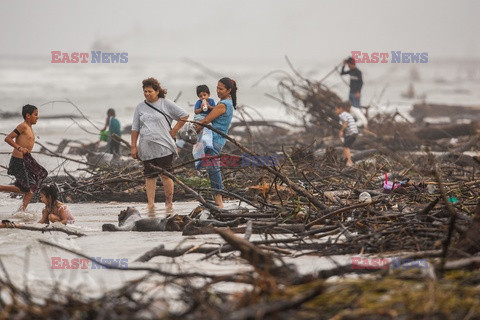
[0,195,347,301]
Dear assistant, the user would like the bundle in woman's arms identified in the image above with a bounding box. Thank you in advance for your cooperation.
[177,122,198,144]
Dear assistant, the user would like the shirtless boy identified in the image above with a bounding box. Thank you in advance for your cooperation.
[0,104,45,210]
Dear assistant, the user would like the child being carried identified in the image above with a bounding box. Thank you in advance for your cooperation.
[193,85,216,169]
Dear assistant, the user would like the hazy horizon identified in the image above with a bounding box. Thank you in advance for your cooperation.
[1,0,478,62]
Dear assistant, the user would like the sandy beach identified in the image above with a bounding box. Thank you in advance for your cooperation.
[0,195,349,303]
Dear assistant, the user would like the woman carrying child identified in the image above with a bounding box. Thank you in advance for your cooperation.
[195,77,237,208]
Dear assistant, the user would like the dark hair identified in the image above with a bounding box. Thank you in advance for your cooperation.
[107,108,115,116]
[346,57,356,65]
[196,85,210,96]
[336,100,351,111]
[22,104,37,120]
[219,77,238,108]
[40,184,59,212]
[142,77,167,98]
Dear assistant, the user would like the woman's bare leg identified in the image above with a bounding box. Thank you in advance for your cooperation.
[160,175,174,210]
[145,177,157,210]
[214,194,223,208]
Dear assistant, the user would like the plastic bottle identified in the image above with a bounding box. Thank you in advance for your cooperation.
[202,99,208,112]
[359,192,372,203]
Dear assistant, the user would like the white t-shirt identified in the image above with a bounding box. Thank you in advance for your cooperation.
[339,111,359,137]
[132,98,188,161]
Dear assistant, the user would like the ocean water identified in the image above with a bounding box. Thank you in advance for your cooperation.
[0,56,479,302]
[0,197,352,304]
[1,55,479,129]
[1,56,479,182]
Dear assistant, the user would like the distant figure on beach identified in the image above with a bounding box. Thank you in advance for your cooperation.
[192,85,216,169]
[131,77,189,212]
[334,101,358,167]
[100,108,122,157]
[38,185,75,225]
[0,104,47,211]
[195,77,237,208]
[340,57,368,128]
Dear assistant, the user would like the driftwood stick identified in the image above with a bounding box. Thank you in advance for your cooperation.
[306,199,382,229]
[147,162,220,213]
[135,245,193,262]
[1,221,86,237]
[418,198,440,215]
[191,120,329,212]
[215,227,275,272]
[40,99,101,131]
[36,141,97,167]
[111,133,131,148]
[319,61,344,84]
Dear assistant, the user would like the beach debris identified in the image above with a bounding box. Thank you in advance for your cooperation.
[1,70,479,318]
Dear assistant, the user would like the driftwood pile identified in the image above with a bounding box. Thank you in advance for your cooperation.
[2,65,480,318]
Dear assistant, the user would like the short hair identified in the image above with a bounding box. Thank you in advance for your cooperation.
[22,104,37,119]
[107,108,115,116]
[346,57,356,65]
[335,101,351,111]
[142,77,167,98]
[196,84,210,96]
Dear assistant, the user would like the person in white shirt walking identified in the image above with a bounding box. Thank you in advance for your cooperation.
[335,101,359,167]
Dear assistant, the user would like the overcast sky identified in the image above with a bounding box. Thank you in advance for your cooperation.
[0,0,478,62]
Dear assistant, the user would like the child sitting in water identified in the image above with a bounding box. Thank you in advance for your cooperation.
[38,185,75,225]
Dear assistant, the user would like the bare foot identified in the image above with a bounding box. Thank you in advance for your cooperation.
[165,206,174,213]
[146,205,156,213]
[346,161,354,167]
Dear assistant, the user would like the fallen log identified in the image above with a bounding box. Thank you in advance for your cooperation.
[414,122,477,140]
[182,223,306,236]
[215,227,298,281]
[410,103,480,123]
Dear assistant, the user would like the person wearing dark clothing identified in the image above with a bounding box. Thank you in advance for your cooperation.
[340,57,368,127]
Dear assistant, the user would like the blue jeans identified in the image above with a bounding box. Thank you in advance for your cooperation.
[205,142,224,191]
[349,92,361,108]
